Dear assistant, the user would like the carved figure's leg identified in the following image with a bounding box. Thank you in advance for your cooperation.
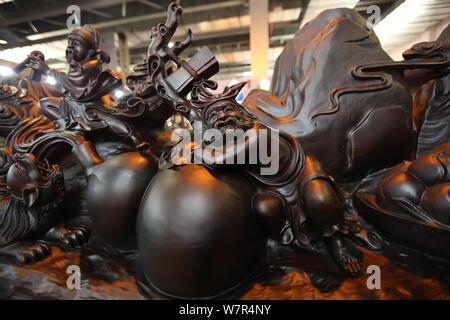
[38,97,66,129]
[300,156,363,277]
[94,111,150,151]
[72,141,104,168]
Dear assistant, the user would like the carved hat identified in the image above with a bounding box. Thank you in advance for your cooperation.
[68,24,99,50]
[191,81,247,110]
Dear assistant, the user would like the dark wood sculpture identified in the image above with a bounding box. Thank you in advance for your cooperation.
[243,8,448,182]
[0,2,449,300]
[355,142,450,259]
[28,25,149,152]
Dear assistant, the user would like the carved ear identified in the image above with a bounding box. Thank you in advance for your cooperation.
[87,49,96,59]
[22,184,39,208]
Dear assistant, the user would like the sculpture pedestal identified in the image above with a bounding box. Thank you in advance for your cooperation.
[1,240,449,299]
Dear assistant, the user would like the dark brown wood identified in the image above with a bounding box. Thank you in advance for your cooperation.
[0,1,449,300]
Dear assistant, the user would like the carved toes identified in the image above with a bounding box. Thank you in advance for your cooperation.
[16,243,52,264]
[0,242,52,265]
[338,252,363,277]
[45,225,90,248]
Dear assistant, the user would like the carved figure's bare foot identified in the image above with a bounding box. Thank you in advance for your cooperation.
[0,242,51,265]
[307,273,342,293]
[325,234,363,277]
[44,225,90,248]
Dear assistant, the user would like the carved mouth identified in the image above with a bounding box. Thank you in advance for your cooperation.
[66,50,74,63]
[213,118,238,131]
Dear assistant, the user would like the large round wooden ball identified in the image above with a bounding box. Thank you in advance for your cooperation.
[87,151,158,249]
[137,165,266,298]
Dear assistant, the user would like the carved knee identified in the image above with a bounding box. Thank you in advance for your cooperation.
[303,179,343,226]
[376,171,426,210]
[38,97,64,121]
[252,192,284,234]
[421,184,450,225]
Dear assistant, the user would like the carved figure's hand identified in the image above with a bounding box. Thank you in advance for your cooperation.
[26,56,50,74]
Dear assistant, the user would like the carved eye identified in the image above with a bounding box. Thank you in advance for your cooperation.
[224,104,237,114]
[209,110,219,118]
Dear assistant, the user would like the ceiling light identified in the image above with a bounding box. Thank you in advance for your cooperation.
[0,65,13,77]
[258,77,271,91]
[114,90,124,99]
[374,0,423,40]
[46,76,57,85]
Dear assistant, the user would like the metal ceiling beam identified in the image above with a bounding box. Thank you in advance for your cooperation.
[0,0,138,27]
[0,0,246,49]
[136,0,164,10]
[86,8,113,19]
[40,18,66,28]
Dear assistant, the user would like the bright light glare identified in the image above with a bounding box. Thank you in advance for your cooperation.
[374,0,423,40]
[0,65,13,77]
[114,90,124,99]
[46,76,57,85]
[228,79,239,86]
[0,39,7,45]
[168,42,174,48]
[258,77,271,91]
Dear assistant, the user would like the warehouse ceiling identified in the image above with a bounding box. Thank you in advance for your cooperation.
[0,0,449,79]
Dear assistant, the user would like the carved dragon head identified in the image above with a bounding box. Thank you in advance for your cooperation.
[6,153,64,209]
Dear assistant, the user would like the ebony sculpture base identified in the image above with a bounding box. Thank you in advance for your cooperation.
[1,236,449,300]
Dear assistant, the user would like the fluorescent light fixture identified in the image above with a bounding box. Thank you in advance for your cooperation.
[0,65,13,77]
[374,0,423,41]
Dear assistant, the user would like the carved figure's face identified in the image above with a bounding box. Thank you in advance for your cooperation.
[203,101,254,133]
[66,35,90,64]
